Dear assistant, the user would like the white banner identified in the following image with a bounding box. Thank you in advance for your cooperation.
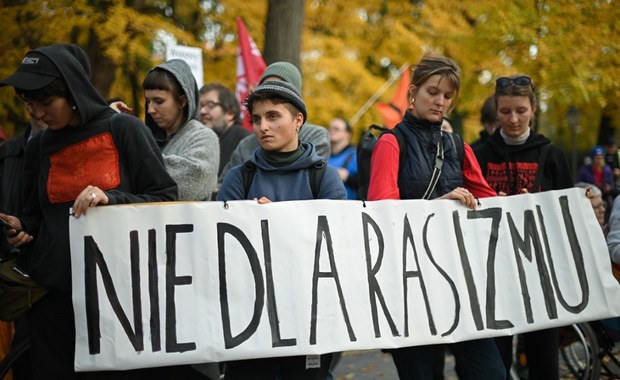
[166,45,204,88]
[69,188,620,371]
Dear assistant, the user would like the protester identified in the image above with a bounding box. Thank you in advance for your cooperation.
[0,102,48,380]
[440,115,453,133]
[0,43,178,379]
[327,117,358,199]
[367,52,504,380]
[217,80,345,379]
[144,59,219,201]
[199,82,250,177]
[473,74,573,380]
[603,136,620,189]
[575,182,607,230]
[218,61,330,184]
[470,95,497,150]
[142,59,222,379]
[577,145,616,206]
[607,196,620,265]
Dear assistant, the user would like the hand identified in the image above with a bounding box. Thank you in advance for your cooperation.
[109,101,133,114]
[0,213,32,247]
[519,188,529,194]
[439,187,477,209]
[255,197,272,204]
[498,191,507,196]
[337,167,349,182]
[72,186,109,218]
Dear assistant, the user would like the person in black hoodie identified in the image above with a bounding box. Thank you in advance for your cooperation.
[0,44,177,379]
[473,74,572,380]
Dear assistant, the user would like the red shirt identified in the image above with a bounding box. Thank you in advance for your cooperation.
[367,133,496,201]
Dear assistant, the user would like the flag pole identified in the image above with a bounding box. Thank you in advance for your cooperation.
[349,62,409,126]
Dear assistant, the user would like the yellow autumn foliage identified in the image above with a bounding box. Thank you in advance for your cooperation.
[0,0,618,156]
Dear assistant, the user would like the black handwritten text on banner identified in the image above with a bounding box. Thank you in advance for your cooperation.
[69,188,620,371]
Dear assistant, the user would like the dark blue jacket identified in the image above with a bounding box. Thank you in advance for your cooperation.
[218,142,346,201]
[396,112,463,200]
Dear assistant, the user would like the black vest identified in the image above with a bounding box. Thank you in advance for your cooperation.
[396,112,463,200]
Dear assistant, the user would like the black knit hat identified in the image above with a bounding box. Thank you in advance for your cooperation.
[246,80,307,124]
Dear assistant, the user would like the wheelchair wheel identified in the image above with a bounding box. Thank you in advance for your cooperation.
[559,323,602,380]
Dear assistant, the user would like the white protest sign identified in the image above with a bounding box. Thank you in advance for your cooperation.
[166,45,204,88]
[69,188,620,371]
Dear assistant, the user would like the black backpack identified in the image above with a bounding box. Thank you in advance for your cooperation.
[241,159,327,199]
[356,124,464,200]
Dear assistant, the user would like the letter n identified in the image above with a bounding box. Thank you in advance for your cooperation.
[84,233,143,354]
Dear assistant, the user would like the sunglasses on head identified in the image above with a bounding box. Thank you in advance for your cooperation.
[496,76,534,90]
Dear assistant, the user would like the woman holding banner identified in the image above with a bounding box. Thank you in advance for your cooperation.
[473,74,572,379]
[367,52,505,379]
[0,44,177,379]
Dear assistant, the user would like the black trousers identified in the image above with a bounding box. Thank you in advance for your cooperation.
[224,354,333,380]
[495,328,559,380]
[27,291,146,380]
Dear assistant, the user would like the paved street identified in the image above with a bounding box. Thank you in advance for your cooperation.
[332,349,457,380]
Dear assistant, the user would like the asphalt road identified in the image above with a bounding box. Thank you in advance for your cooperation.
[331,349,457,380]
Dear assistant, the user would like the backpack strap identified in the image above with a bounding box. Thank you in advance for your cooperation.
[241,159,326,199]
[446,131,465,168]
[242,160,257,199]
[422,137,445,199]
[390,127,407,172]
[309,160,327,199]
[340,148,355,169]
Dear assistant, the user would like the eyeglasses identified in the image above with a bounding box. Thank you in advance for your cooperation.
[496,76,535,91]
[328,126,346,132]
[201,101,221,110]
[592,202,607,211]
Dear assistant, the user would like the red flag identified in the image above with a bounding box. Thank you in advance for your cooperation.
[375,67,410,129]
[236,17,267,130]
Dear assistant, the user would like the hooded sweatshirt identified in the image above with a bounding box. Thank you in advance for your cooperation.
[19,44,178,291]
[217,142,345,201]
[145,59,220,201]
[474,128,573,194]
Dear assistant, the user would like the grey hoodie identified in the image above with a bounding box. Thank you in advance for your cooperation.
[145,59,220,200]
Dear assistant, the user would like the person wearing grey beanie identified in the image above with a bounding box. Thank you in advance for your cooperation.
[218,58,345,380]
[246,80,307,124]
[218,62,331,185]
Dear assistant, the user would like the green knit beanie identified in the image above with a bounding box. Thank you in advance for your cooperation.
[259,62,302,93]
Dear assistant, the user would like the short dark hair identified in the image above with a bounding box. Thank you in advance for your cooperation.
[143,68,187,118]
[246,91,301,120]
[200,83,241,124]
[333,116,352,133]
[16,77,70,102]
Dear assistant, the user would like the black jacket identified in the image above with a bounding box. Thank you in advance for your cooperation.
[18,44,178,291]
[0,127,30,257]
[474,128,572,194]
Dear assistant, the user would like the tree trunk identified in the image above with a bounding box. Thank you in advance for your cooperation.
[263,0,304,67]
[84,30,116,100]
